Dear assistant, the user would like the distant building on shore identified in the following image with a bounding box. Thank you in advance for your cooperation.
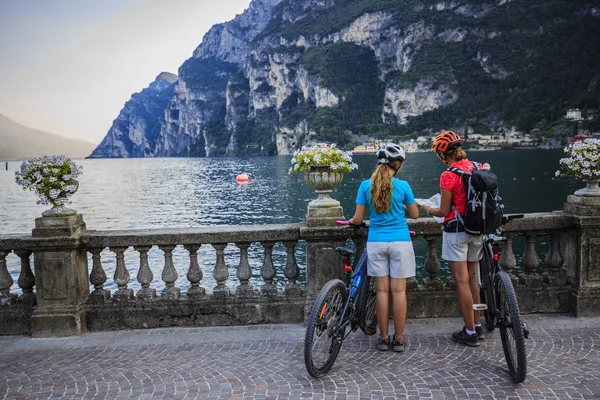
[566,108,583,121]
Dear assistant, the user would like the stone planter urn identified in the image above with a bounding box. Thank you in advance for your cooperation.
[574,179,600,197]
[304,166,344,227]
[42,204,77,217]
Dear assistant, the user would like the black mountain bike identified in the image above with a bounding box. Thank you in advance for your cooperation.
[476,214,530,383]
[304,220,415,378]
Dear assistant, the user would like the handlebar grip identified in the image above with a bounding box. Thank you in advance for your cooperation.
[501,214,525,226]
[336,220,367,228]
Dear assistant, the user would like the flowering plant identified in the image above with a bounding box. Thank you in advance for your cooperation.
[15,155,83,208]
[288,144,358,174]
[556,138,600,180]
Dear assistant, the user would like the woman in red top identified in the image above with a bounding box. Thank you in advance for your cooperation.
[420,131,487,347]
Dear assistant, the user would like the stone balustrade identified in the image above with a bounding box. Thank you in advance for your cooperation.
[2,192,600,337]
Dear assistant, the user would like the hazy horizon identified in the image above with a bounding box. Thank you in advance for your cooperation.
[0,0,252,145]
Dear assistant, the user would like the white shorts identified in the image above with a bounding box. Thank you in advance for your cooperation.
[442,231,483,262]
[366,242,416,279]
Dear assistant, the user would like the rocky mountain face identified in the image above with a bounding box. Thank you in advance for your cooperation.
[90,0,600,158]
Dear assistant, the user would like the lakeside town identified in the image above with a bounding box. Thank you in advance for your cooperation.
[353,108,600,154]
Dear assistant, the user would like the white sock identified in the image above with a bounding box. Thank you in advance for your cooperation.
[474,323,481,328]
[466,329,476,336]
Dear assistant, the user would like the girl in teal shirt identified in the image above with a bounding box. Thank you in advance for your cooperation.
[349,143,419,352]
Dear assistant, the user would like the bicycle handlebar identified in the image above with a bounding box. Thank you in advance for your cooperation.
[502,214,524,225]
[335,220,366,228]
[336,220,417,239]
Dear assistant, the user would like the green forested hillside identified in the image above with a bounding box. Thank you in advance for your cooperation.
[267,0,600,139]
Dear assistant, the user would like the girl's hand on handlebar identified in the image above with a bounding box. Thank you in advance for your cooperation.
[336,220,366,228]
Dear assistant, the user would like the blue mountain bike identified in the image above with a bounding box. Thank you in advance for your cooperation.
[304,221,415,378]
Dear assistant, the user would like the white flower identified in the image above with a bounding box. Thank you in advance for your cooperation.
[557,138,600,180]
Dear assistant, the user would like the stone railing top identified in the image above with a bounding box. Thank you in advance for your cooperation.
[79,223,305,248]
[0,212,576,250]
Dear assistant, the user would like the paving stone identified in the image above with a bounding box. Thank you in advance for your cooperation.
[0,316,599,399]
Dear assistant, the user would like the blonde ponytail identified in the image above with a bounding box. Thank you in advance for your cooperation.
[370,160,402,213]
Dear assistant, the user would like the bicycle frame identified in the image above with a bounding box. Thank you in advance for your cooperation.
[474,235,504,313]
[335,250,369,339]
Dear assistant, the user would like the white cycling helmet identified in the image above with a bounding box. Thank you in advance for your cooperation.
[376,143,405,164]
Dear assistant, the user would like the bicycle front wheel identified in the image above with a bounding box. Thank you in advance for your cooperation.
[358,276,377,335]
[497,271,527,383]
[304,279,348,378]
[479,255,496,332]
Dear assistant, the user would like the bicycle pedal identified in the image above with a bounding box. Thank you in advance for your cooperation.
[472,303,488,310]
[522,322,530,339]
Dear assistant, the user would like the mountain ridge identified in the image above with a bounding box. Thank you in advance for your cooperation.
[90,0,600,158]
[0,113,97,160]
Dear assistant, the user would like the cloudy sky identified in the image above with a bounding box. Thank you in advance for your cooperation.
[0,0,251,144]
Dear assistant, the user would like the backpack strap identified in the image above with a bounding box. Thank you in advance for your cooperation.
[445,167,471,228]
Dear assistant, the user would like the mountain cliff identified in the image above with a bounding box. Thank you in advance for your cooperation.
[90,0,600,158]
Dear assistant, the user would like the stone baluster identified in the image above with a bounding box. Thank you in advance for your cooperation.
[235,242,254,297]
[406,237,419,292]
[544,232,565,284]
[15,250,35,305]
[424,236,443,290]
[135,246,155,300]
[519,234,543,287]
[498,234,518,285]
[111,246,134,301]
[0,250,17,305]
[89,248,111,303]
[283,241,301,296]
[212,243,230,298]
[159,245,180,300]
[184,244,205,299]
[260,241,277,296]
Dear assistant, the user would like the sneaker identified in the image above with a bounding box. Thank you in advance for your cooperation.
[452,327,480,347]
[475,325,485,341]
[391,335,406,352]
[377,335,390,351]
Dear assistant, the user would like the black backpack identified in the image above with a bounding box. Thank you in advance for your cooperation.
[447,162,504,235]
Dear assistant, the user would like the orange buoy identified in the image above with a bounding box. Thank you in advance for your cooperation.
[236,173,249,183]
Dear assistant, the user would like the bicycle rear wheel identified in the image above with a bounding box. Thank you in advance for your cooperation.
[304,279,348,378]
[479,255,496,332]
[497,271,527,383]
[358,276,377,335]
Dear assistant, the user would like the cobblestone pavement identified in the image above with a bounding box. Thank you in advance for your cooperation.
[1,315,599,400]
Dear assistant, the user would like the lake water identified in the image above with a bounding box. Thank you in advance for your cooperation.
[1,150,581,292]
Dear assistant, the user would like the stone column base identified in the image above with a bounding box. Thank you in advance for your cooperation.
[305,204,344,228]
[31,305,86,337]
[564,195,600,216]
[570,287,600,317]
